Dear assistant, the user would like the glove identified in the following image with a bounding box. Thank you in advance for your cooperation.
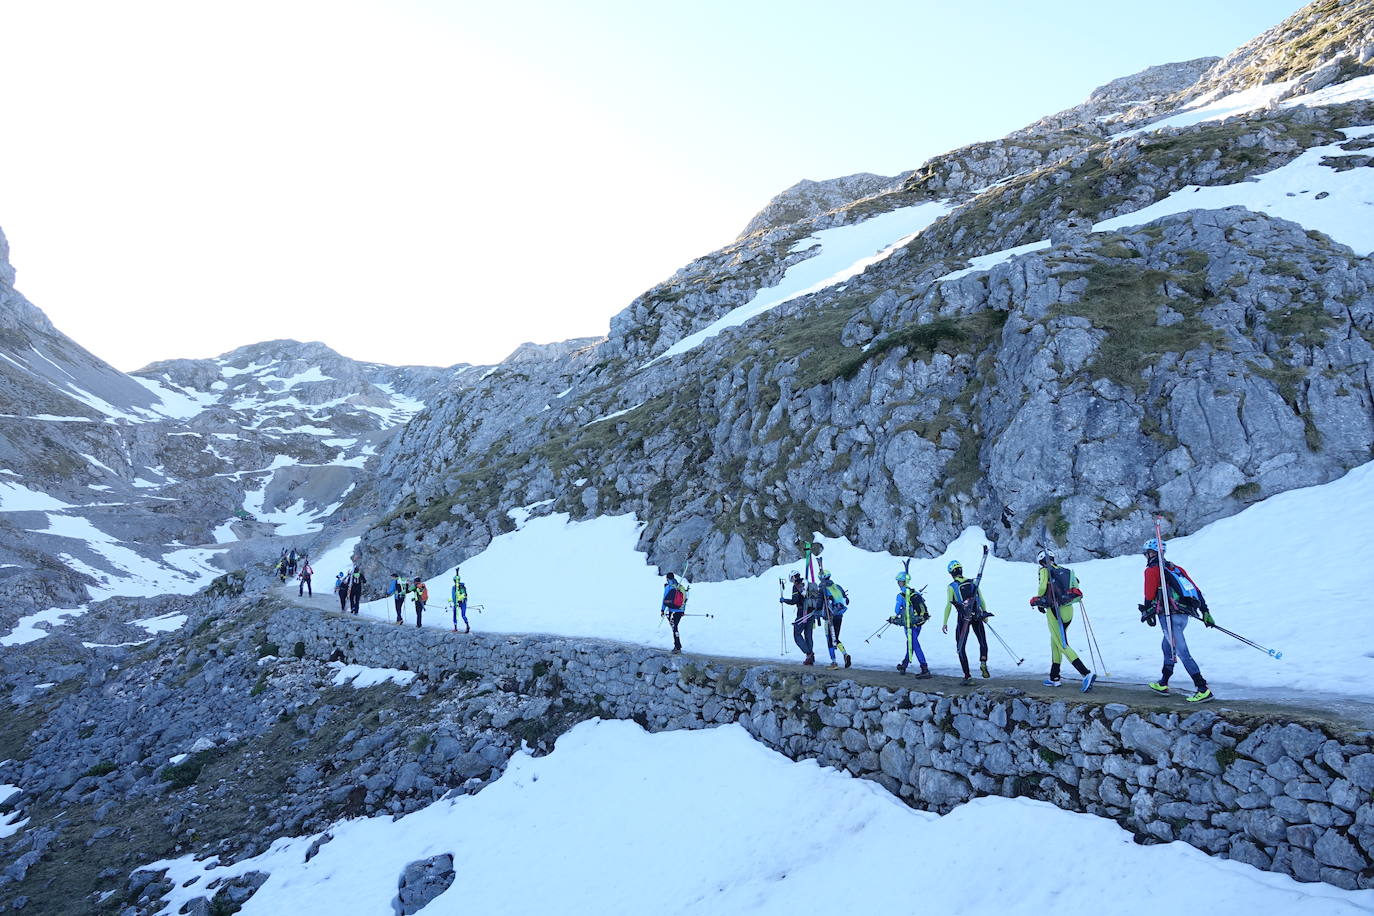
[887,616,901,626]
[1138,602,1157,627]
[1029,596,1043,608]
[1203,611,1216,628]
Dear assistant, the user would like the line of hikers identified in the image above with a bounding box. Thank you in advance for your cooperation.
[660,537,1217,703]
[328,567,473,633]
[273,550,315,596]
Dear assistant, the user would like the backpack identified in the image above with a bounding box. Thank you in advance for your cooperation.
[416,584,429,603]
[1162,562,1203,609]
[1047,565,1072,601]
[955,578,979,614]
[902,588,929,626]
[667,586,685,610]
[804,582,825,616]
[824,582,848,612]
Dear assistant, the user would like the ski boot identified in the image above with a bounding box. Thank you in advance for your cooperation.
[1148,682,1169,695]
[844,653,852,668]
[802,653,815,666]
[980,663,990,679]
[896,660,908,674]
[915,666,933,679]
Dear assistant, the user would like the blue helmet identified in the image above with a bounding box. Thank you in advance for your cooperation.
[896,571,910,584]
[821,570,833,580]
[1143,538,1164,554]
[947,560,962,574]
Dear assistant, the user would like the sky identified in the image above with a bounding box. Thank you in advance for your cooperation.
[0,0,1308,371]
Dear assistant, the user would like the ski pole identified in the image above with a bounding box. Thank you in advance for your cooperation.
[778,578,786,657]
[1077,597,1110,676]
[681,613,715,618]
[1155,517,1179,665]
[864,621,892,644]
[984,621,1023,665]
[1182,611,1283,659]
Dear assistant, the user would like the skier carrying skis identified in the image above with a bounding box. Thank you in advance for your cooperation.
[387,572,409,624]
[941,560,990,686]
[661,572,687,654]
[1029,549,1095,691]
[1140,538,1214,703]
[297,559,313,598]
[334,571,348,612]
[347,565,367,614]
[779,571,815,665]
[819,569,852,669]
[889,571,931,677]
[452,571,470,633]
[412,576,428,628]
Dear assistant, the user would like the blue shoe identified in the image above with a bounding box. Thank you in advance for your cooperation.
[1042,677,1062,687]
[1081,672,1096,692]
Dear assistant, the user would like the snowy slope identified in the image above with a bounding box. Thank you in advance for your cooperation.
[353,460,1374,699]
[143,720,1373,916]
[649,201,951,364]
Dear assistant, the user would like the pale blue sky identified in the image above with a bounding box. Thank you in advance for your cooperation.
[0,0,1306,370]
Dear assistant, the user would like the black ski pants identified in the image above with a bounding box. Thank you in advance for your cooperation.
[667,611,684,649]
[338,588,348,612]
[415,600,425,628]
[349,588,362,614]
[299,576,312,597]
[955,615,988,678]
[394,594,405,623]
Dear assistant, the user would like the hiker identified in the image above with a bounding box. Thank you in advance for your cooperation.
[1029,549,1094,691]
[297,558,314,597]
[452,571,470,633]
[412,576,428,627]
[941,559,990,686]
[819,569,851,669]
[275,557,288,583]
[1139,538,1214,703]
[660,572,687,654]
[387,573,409,624]
[334,571,348,612]
[889,571,931,677]
[347,565,366,614]
[288,547,298,577]
[780,571,815,665]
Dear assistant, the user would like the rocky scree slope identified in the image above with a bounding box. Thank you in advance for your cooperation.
[0,569,590,915]
[360,15,1374,581]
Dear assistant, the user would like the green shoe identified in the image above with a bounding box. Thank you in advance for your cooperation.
[1186,689,1214,703]
[1148,682,1169,695]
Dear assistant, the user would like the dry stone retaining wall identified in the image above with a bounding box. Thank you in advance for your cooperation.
[269,606,1374,890]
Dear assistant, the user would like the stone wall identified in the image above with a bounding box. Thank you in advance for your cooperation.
[269,607,1374,890]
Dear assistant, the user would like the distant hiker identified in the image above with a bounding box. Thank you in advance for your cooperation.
[334,572,348,612]
[819,569,851,669]
[1029,549,1094,691]
[941,560,990,686]
[288,547,298,577]
[275,557,288,583]
[452,571,470,633]
[660,572,687,654]
[1140,538,1213,703]
[348,566,367,614]
[297,560,314,597]
[780,572,815,665]
[412,576,428,627]
[889,571,931,678]
[387,573,409,624]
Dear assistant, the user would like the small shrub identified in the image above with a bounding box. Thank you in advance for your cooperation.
[455,669,480,683]
[1037,746,1064,765]
[258,642,279,659]
[532,661,550,678]
[83,760,118,779]
[1215,746,1239,769]
[1230,481,1261,502]
[409,733,433,754]
[292,641,306,659]
[164,750,216,790]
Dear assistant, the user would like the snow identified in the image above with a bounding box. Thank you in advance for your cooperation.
[312,536,361,579]
[0,606,87,647]
[132,375,217,420]
[359,460,1374,700]
[23,513,222,601]
[583,402,644,426]
[1122,73,1374,138]
[82,639,152,649]
[132,612,188,634]
[257,367,330,388]
[648,202,952,365]
[1095,125,1374,255]
[554,386,573,399]
[0,783,26,838]
[142,719,1373,916]
[329,662,417,688]
[211,521,238,544]
[937,238,1051,282]
[506,499,554,529]
[80,452,119,477]
[0,479,72,511]
[939,124,1374,283]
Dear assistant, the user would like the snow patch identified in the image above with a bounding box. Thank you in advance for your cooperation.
[0,606,88,647]
[329,662,417,689]
[0,480,72,512]
[132,613,188,634]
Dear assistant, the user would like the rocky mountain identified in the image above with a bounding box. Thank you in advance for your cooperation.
[0,240,463,623]
[357,1,1374,581]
